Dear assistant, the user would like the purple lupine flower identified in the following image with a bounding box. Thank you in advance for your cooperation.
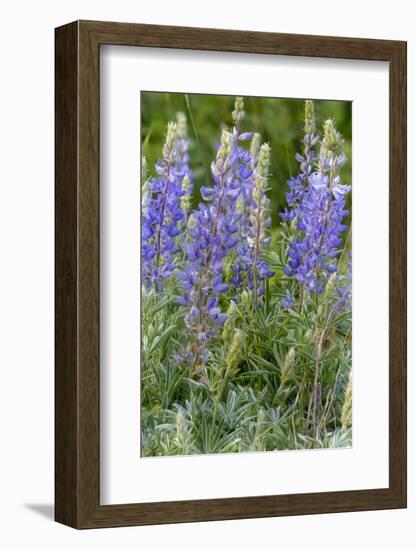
[244,143,275,296]
[232,133,274,298]
[233,99,257,243]
[141,122,186,289]
[280,100,320,223]
[222,97,275,300]
[235,132,258,242]
[283,119,351,294]
[177,127,241,366]
[229,102,267,291]
[281,291,295,309]
[175,112,194,222]
[175,112,194,181]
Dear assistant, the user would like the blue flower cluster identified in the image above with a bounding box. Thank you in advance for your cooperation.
[175,111,194,181]
[140,98,278,367]
[234,143,274,296]
[177,128,242,364]
[142,121,193,288]
[281,103,351,296]
[280,100,319,224]
[173,99,274,366]
[141,97,352,372]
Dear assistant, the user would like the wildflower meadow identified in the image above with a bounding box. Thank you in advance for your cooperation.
[141,93,352,457]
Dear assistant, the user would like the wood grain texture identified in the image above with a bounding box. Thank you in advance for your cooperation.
[55,21,79,527]
[55,20,407,529]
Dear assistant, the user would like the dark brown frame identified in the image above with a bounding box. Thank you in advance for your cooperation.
[55,20,407,529]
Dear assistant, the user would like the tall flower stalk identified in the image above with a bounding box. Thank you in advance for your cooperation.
[175,111,194,222]
[247,143,274,298]
[175,111,193,180]
[280,100,320,224]
[282,115,351,295]
[177,127,241,370]
[232,97,255,242]
[231,101,273,295]
[141,122,186,289]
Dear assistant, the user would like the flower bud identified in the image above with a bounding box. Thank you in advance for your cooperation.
[325,272,337,299]
[282,346,295,381]
[162,121,177,160]
[176,111,188,139]
[222,301,237,342]
[257,143,270,175]
[226,329,242,370]
[232,96,245,125]
[321,119,344,156]
[180,174,191,213]
[250,132,261,167]
[176,408,187,436]
[187,213,197,231]
[217,129,232,161]
[304,100,316,135]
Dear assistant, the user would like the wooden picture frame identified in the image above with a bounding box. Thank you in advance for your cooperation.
[55,20,407,529]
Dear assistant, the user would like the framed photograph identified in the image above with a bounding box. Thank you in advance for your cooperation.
[55,20,407,528]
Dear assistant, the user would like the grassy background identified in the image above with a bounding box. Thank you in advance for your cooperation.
[141,92,352,226]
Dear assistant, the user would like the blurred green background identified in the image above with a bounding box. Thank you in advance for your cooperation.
[141,92,352,227]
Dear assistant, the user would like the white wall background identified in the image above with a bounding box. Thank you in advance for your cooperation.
[0,0,414,548]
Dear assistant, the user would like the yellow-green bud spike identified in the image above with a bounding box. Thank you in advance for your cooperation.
[176,111,187,139]
[321,119,344,156]
[232,96,245,125]
[304,100,316,135]
[325,272,337,299]
[254,143,271,198]
[162,121,177,160]
[226,329,242,370]
[187,213,197,231]
[218,328,242,400]
[341,373,352,430]
[222,301,237,343]
[217,128,232,161]
[282,346,295,381]
[250,132,261,165]
[180,175,191,212]
[176,408,186,436]
[257,143,271,179]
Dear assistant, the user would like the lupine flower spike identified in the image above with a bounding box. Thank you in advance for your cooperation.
[247,143,274,298]
[177,127,241,369]
[141,122,186,289]
[280,100,320,223]
[175,112,194,221]
[282,114,351,295]
[230,99,273,294]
